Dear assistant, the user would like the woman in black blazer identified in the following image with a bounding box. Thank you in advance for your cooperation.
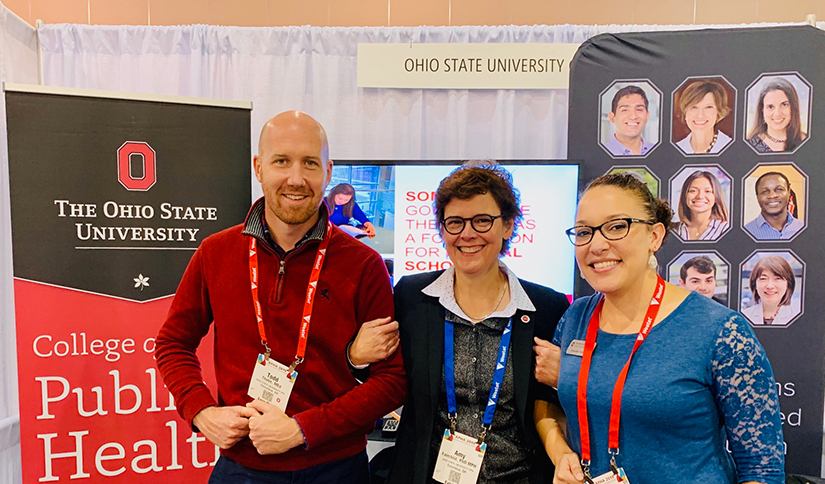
[351,163,568,483]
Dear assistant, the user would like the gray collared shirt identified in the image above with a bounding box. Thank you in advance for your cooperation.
[422,265,536,484]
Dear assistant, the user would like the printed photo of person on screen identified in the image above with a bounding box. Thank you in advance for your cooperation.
[743,170,805,241]
[673,78,734,155]
[599,82,661,158]
[745,74,811,154]
[325,183,376,238]
[677,254,726,305]
[670,168,731,241]
[741,253,803,327]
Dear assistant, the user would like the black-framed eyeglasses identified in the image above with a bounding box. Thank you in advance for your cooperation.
[441,214,503,235]
[565,218,655,246]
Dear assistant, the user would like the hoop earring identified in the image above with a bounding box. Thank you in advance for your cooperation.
[648,253,658,270]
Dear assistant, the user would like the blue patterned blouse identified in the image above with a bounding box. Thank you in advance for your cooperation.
[552,292,785,484]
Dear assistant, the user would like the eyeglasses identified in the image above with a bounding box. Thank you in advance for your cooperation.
[565,218,655,246]
[441,214,502,235]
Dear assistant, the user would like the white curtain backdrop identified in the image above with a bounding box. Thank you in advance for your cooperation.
[0,16,815,484]
[0,3,38,484]
[37,21,805,200]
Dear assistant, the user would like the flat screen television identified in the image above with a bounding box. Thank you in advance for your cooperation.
[327,161,580,297]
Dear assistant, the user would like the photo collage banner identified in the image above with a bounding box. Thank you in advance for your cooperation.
[568,26,825,475]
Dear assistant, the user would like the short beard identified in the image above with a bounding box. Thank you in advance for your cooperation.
[267,201,320,225]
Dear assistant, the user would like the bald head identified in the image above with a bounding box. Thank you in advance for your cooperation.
[258,111,329,161]
[253,111,333,242]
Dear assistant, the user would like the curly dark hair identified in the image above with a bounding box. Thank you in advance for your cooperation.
[434,162,522,255]
[585,172,673,248]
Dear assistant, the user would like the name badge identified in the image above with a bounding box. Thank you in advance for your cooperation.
[432,430,485,484]
[247,354,297,412]
[590,467,629,484]
[567,339,591,356]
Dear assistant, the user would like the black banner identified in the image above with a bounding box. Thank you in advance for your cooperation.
[568,26,825,475]
[7,89,251,300]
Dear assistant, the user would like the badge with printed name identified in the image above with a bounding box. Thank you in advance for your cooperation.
[590,467,629,484]
[567,339,591,356]
[247,354,297,412]
[432,429,485,484]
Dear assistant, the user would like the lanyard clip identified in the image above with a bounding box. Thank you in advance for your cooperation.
[581,460,594,484]
[448,413,457,434]
[288,356,304,375]
[262,342,271,363]
[477,424,490,445]
[609,449,620,476]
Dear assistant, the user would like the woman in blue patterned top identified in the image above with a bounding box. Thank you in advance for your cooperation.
[533,173,784,484]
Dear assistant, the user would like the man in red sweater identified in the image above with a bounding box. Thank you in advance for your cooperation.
[155,111,406,482]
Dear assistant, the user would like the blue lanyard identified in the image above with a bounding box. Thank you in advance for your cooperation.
[444,316,513,442]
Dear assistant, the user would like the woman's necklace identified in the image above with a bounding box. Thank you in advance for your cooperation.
[763,306,780,320]
[764,132,787,144]
[703,132,719,153]
[461,280,508,322]
[689,215,711,240]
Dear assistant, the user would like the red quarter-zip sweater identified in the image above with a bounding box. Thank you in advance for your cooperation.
[155,199,406,471]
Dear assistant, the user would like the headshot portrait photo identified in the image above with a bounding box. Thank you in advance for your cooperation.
[740,251,804,328]
[599,80,662,158]
[606,166,660,197]
[671,76,736,156]
[742,164,807,241]
[670,166,732,242]
[668,251,729,306]
[745,73,812,154]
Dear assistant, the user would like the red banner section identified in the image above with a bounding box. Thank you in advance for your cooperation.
[15,279,216,482]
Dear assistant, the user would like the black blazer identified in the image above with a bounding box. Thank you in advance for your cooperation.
[386,270,569,484]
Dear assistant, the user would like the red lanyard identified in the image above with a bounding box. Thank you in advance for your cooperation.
[248,223,331,370]
[576,275,665,468]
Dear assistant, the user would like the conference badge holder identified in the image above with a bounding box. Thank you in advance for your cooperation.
[432,428,486,484]
[247,353,297,412]
[586,455,629,484]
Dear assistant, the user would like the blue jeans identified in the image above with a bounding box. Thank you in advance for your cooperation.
[208,451,370,484]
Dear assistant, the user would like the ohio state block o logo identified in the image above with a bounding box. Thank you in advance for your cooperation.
[117,141,156,191]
